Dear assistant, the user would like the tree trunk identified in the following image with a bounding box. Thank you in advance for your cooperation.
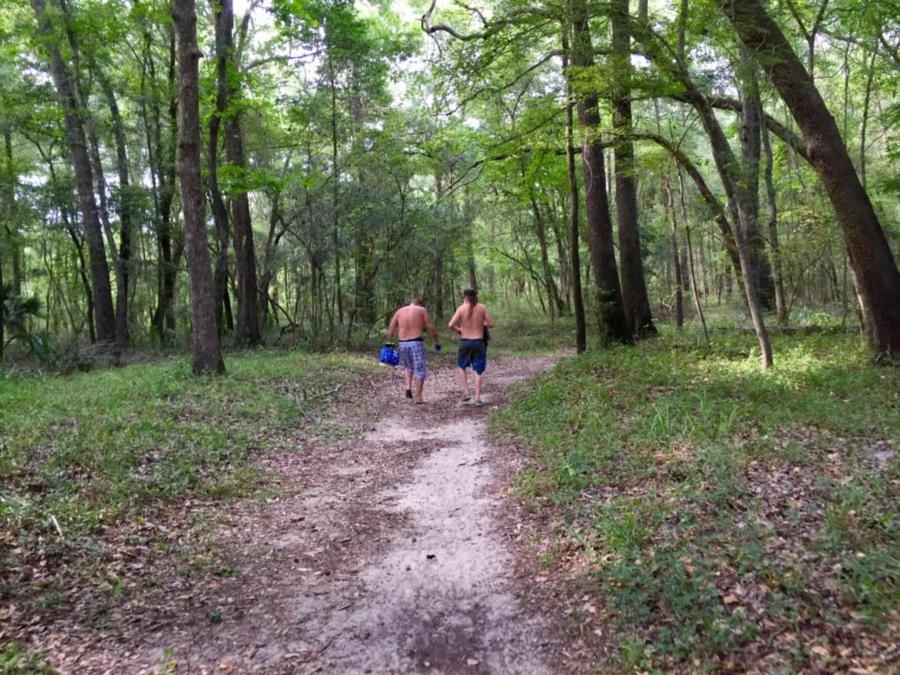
[209,0,232,336]
[762,124,786,322]
[718,0,900,358]
[527,187,564,318]
[663,176,683,328]
[4,130,22,298]
[173,0,224,373]
[686,226,710,346]
[611,0,654,336]
[736,45,773,368]
[328,56,343,327]
[31,0,116,343]
[737,45,776,309]
[570,0,630,344]
[859,43,877,190]
[563,30,586,354]
[94,66,133,346]
[214,0,260,345]
[151,27,180,342]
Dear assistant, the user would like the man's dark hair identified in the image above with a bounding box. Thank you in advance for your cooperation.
[463,288,477,317]
[410,297,423,306]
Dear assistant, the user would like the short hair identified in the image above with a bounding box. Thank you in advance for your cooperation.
[410,297,423,306]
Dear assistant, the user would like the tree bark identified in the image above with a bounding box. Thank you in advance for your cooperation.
[570,0,630,344]
[735,45,773,368]
[718,0,900,359]
[215,0,260,345]
[762,123,786,322]
[149,27,180,342]
[563,30,586,354]
[31,0,116,343]
[94,65,133,346]
[611,0,654,336]
[685,226,710,346]
[209,0,232,336]
[737,45,776,309]
[173,0,225,373]
[663,176,683,328]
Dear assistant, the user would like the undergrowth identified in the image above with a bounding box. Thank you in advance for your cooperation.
[492,329,899,671]
[0,350,374,552]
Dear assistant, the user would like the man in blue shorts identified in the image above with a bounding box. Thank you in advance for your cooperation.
[387,298,440,404]
[448,289,495,406]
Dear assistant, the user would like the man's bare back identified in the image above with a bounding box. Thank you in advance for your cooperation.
[390,305,428,340]
[448,303,494,339]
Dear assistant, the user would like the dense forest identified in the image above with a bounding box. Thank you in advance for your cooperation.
[2,1,898,671]
[0,0,897,371]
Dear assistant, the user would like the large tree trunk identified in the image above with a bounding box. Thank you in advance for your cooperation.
[4,130,23,298]
[610,0,654,336]
[737,45,776,309]
[718,0,900,359]
[150,27,180,343]
[570,0,630,344]
[94,66,133,346]
[173,0,224,373]
[327,56,343,329]
[31,0,116,343]
[762,124,786,322]
[563,31,586,354]
[736,45,773,368]
[215,0,260,345]
[209,0,232,336]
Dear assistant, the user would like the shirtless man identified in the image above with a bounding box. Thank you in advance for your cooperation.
[447,288,495,406]
[387,298,440,404]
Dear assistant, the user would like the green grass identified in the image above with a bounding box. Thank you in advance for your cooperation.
[0,350,375,543]
[0,642,53,674]
[486,313,575,357]
[492,328,899,670]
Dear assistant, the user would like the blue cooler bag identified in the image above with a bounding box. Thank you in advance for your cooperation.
[380,342,399,366]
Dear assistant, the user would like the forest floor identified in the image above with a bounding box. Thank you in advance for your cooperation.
[3,324,897,674]
[2,351,581,674]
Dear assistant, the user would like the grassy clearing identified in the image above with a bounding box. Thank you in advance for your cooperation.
[492,328,899,671]
[0,350,374,560]
[484,312,575,357]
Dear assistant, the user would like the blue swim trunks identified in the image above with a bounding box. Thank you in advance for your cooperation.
[457,338,487,374]
[399,339,427,380]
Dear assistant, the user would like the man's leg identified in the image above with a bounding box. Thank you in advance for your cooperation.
[414,378,425,404]
[404,369,413,398]
[473,346,487,404]
[414,343,428,403]
[458,368,469,399]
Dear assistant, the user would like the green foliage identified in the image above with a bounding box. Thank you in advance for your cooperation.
[494,330,899,669]
[0,350,376,539]
[0,642,53,674]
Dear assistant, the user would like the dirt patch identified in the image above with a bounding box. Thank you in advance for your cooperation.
[11,354,566,673]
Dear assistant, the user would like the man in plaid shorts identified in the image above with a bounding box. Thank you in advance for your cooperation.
[387,298,441,404]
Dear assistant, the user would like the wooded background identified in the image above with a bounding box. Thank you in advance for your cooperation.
[1,0,897,371]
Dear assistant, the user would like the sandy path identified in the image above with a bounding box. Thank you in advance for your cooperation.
[306,410,552,673]
[41,356,560,674]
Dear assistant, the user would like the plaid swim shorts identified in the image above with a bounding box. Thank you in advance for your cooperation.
[399,339,427,380]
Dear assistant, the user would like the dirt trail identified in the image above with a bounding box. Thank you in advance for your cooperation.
[55,355,561,674]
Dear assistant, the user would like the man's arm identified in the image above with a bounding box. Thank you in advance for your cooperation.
[447,307,462,334]
[483,307,496,329]
[387,312,399,339]
[423,310,439,344]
